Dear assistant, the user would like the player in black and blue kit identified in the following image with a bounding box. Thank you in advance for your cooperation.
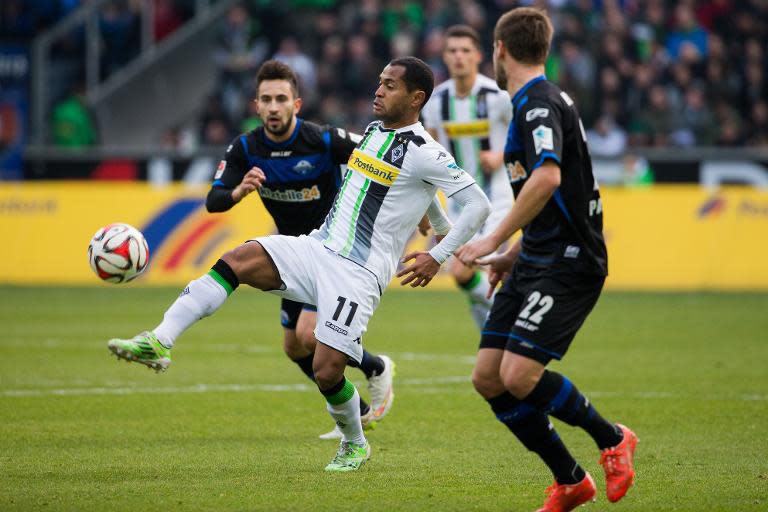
[456,9,637,512]
[206,60,395,439]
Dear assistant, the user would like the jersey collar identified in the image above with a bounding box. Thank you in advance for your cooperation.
[511,75,547,108]
[378,120,422,133]
[261,118,302,148]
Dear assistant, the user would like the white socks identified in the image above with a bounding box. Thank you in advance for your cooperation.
[153,273,229,347]
[461,271,493,329]
[325,379,366,445]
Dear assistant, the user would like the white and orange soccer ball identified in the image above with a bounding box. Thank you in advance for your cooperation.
[88,223,149,283]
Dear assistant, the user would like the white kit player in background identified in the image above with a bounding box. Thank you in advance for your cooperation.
[422,25,514,329]
[106,57,490,472]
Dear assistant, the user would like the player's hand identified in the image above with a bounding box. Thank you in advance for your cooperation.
[455,236,500,267]
[479,151,503,174]
[477,251,517,299]
[417,215,431,236]
[231,167,266,203]
[396,251,441,288]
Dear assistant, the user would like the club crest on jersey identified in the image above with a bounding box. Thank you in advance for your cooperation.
[391,143,404,163]
[507,161,527,183]
[214,160,226,179]
[532,125,554,155]
[292,159,314,174]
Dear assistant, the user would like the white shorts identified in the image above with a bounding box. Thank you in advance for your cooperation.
[252,235,381,363]
[449,169,513,240]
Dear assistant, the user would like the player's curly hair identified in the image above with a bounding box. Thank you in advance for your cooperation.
[255,60,299,97]
[388,56,434,110]
[494,7,553,65]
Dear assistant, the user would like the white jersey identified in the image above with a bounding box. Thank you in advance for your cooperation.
[311,121,476,287]
[422,74,512,182]
[422,74,514,236]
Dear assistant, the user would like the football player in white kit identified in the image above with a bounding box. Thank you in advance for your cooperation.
[422,25,514,329]
[106,57,491,472]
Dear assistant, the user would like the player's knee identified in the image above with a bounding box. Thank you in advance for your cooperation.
[313,365,344,390]
[502,371,540,400]
[221,243,280,290]
[472,367,505,398]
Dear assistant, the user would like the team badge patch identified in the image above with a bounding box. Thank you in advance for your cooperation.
[532,125,554,155]
[293,160,314,174]
[214,160,226,179]
[391,143,404,163]
[507,161,527,183]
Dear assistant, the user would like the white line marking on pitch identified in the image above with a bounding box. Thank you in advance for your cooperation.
[1,377,766,402]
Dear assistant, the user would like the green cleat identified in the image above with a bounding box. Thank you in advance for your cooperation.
[324,440,371,472]
[107,331,171,372]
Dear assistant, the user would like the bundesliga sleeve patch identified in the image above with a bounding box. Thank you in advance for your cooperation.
[214,160,226,179]
[532,125,554,155]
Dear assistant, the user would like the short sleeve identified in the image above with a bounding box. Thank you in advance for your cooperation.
[415,142,477,197]
[518,100,563,172]
[213,136,249,189]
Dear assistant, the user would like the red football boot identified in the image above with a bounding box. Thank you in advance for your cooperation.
[599,423,638,502]
[535,472,596,512]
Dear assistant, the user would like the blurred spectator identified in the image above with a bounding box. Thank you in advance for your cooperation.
[680,86,717,146]
[213,3,268,123]
[99,0,141,79]
[51,84,97,148]
[666,4,708,61]
[587,116,627,157]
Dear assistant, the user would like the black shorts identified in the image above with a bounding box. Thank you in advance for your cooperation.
[480,267,605,364]
[280,299,317,329]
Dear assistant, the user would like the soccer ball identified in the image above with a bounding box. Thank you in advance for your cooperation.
[88,223,149,283]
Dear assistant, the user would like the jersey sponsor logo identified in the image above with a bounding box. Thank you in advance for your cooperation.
[391,143,404,163]
[258,184,321,202]
[442,119,490,138]
[324,321,348,336]
[525,107,549,122]
[347,149,400,186]
[214,160,226,179]
[270,150,293,157]
[292,159,315,174]
[532,125,554,155]
[506,161,528,183]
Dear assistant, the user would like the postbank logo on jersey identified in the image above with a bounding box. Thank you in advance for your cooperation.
[506,161,527,183]
[347,149,400,186]
[442,120,490,138]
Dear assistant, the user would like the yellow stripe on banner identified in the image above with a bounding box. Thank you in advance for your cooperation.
[443,120,490,138]
[347,149,400,186]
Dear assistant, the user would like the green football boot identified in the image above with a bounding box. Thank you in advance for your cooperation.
[107,331,171,372]
[324,440,371,472]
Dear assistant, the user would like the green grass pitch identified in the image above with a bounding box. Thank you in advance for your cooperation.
[1,286,767,511]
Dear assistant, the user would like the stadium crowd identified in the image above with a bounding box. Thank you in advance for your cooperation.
[2,1,767,150]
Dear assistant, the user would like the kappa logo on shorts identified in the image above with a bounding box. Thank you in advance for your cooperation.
[324,321,349,336]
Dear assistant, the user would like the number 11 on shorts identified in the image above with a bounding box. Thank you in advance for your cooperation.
[333,296,358,327]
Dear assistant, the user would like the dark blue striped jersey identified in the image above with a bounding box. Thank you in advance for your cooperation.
[209,119,358,236]
[505,76,607,276]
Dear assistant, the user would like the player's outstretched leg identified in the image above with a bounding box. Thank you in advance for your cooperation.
[108,242,281,371]
[314,342,370,472]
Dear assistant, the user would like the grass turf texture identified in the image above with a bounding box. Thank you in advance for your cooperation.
[1,286,767,511]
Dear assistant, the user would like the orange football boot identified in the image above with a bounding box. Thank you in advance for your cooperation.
[599,423,638,502]
[536,472,596,512]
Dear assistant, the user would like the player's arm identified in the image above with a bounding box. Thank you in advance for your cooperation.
[328,126,363,163]
[456,164,559,265]
[479,92,512,175]
[397,149,491,287]
[205,139,265,212]
[456,99,563,264]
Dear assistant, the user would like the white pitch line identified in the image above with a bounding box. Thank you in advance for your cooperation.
[1,378,767,402]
